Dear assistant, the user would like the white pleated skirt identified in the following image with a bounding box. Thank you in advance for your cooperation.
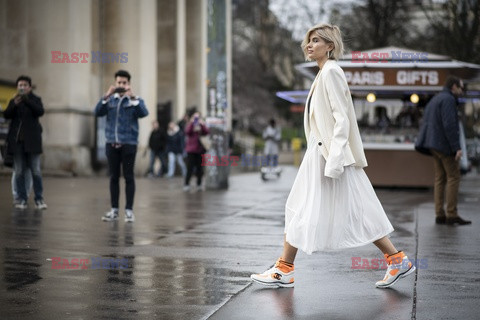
[285,132,394,254]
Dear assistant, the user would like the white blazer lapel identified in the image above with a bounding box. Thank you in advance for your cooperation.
[304,70,321,135]
[307,71,321,118]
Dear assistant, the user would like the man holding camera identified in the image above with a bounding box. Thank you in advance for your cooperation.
[95,70,149,222]
[4,75,47,210]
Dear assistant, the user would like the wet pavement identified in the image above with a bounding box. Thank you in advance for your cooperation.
[0,168,479,319]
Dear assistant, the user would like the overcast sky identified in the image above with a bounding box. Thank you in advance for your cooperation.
[268,0,357,39]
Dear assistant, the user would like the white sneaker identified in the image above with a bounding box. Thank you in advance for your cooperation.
[125,209,135,222]
[101,209,119,221]
[35,199,48,210]
[251,259,295,288]
[15,200,28,210]
[183,185,190,192]
[375,251,416,288]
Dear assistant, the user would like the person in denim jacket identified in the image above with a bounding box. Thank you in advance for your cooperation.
[94,70,148,222]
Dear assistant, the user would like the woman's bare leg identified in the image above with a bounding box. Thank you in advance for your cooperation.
[373,236,398,255]
[281,235,298,264]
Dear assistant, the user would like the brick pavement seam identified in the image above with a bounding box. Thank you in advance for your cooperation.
[202,195,288,319]
[203,282,254,320]
[411,207,419,320]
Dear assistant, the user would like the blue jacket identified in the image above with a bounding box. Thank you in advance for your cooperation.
[94,93,149,145]
[415,88,460,156]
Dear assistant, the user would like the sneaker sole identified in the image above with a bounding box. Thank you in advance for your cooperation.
[101,217,118,221]
[376,265,416,289]
[251,276,294,288]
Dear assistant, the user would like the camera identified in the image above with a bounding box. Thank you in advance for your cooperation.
[114,87,127,94]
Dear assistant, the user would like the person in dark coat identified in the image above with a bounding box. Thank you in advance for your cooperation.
[415,75,471,225]
[166,121,187,178]
[147,120,167,177]
[4,75,47,210]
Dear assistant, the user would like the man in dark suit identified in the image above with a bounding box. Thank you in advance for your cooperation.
[415,75,471,225]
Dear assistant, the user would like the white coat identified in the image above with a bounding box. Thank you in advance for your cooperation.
[304,59,368,179]
[263,125,281,155]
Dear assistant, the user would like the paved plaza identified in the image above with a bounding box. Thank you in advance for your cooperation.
[0,168,478,319]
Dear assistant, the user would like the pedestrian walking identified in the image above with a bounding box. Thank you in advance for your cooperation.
[94,70,148,222]
[415,76,471,225]
[4,75,47,210]
[262,118,281,167]
[166,121,187,178]
[146,120,167,177]
[251,24,415,289]
[183,112,209,191]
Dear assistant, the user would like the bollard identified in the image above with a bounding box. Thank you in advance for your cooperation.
[291,138,302,167]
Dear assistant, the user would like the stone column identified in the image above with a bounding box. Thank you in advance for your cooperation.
[176,0,187,120]
[0,0,96,175]
[186,0,208,116]
[225,0,232,131]
[204,0,232,190]
[138,0,158,147]
[157,0,177,120]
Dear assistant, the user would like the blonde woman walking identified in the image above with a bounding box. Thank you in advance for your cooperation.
[251,24,415,289]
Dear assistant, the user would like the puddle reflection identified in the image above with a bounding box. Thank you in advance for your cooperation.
[252,287,295,318]
[4,247,42,290]
[2,209,44,317]
[148,258,249,306]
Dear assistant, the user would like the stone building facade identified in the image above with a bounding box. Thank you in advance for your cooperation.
[0,0,231,174]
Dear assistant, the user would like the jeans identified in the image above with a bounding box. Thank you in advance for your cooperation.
[265,154,278,167]
[12,169,32,201]
[185,153,203,186]
[13,143,44,202]
[106,143,137,210]
[431,149,460,218]
[148,150,168,176]
[167,152,187,177]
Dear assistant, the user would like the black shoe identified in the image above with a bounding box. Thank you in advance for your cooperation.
[435,216,446,224]
[446,216,472,225]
